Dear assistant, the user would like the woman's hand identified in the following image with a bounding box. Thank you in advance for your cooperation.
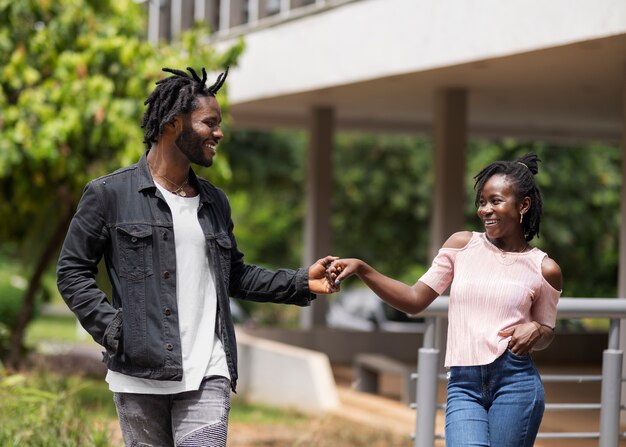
[327,258,363,289]
[499,321,552,355]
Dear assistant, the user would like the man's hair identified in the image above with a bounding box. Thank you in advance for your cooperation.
[473,153,543,241]
[141,66,228,148]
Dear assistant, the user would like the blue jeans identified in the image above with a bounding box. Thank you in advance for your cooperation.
[445,350,545,447]
[113,376,231,447]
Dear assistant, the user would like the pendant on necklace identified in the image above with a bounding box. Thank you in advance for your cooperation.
[497,250,516,265]
[175,188,187,197]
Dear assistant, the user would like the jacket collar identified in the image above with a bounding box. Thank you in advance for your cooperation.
[136,150,214,204]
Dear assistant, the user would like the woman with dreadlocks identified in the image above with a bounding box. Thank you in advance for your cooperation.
[328,153,561,447]
[57,67,337,447]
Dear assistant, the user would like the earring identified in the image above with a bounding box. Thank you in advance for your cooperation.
[520,213,524,224]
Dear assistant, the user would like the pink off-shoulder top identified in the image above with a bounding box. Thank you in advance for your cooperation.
[419,232,561,367]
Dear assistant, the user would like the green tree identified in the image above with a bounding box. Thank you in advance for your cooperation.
[331,133,434,284]
[0,0,243,368]
[224,129,621,312]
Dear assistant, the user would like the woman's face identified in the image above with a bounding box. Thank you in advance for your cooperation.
[476,174,526,240]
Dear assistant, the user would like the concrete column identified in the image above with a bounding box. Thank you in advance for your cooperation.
[219,0,231,32]
[618,62,626,422]
[430,89,468,260]
[148,0,162,44]
[248,0,260,25]
[171,0,182,38]
[619,65,626,301]
[300,106,334,329]
[194,0,206,22]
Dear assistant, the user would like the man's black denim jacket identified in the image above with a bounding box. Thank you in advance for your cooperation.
[56,152,314,390]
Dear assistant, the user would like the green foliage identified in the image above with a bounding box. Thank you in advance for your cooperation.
[0,0,242,360]
[0,372,111,446]
[0,0,242,256]
[0,260,29,358]
[332,133,434,284]
[0,281,24,331]
[224,130,307,269]
[25,313,86,347]
[230,397,308,424]
[223,130,435,282]
[223,129,620,315]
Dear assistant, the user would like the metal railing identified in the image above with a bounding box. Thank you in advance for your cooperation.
[412,297,626,447]
[141,0,361,43]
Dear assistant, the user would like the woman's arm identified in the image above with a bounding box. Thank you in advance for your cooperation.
[329,258,438,315]
[533,256,562,351]
[329,231,472,315]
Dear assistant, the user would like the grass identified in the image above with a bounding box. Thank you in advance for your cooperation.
[26,313,92,347]
[16,308,414,446]
[230,399,308,425]
[23,312,311,433]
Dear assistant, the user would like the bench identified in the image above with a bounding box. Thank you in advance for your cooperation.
[353,353,416,405]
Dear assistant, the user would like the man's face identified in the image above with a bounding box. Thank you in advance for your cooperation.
[176,95,223,167]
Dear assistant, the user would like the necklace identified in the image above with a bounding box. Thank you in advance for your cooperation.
[158,174,189,197]
[487,236,530,265]
[148,162,189,197]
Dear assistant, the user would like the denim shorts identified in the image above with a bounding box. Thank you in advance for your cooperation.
[113,375,231,447]
[445,349,545,447]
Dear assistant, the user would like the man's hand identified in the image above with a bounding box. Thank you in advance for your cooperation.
[308,256,339,294]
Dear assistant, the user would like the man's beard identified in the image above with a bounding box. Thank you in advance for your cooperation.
[176,123,212,167]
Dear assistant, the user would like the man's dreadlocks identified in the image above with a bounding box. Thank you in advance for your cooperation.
[141,66,228,149]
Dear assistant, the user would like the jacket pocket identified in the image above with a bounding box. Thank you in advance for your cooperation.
[116,224,154,280]
[208,233,232,289]
[103,308,123,355]
[215,233,232,269]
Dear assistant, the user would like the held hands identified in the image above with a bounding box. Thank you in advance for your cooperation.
[308,256,339,294]
[307,257,363,294]
[499,321,545,356]
[326,258,362,291]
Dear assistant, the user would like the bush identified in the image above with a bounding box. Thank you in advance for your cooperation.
[0,372,111,446]
[0,281,24,360]
[0,281,23,331]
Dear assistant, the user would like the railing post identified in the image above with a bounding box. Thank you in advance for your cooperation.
[600,319,623,447]
[415,347,440,447]
[414,317,439,447]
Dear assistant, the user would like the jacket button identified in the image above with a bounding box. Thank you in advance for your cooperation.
[163,271,170,279]
[164,308,171,316]
[165,343,173,351]
[131,237,137,243]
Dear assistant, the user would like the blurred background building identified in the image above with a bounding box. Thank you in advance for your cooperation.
[142,0,626,328]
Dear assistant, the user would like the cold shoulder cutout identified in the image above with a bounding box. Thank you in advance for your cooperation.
[442,231,473,250]
[541,256,563,291]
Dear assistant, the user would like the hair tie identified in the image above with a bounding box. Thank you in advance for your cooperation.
[517,161,529,170]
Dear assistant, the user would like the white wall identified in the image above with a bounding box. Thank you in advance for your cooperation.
[222,0,626,105]
[236,328,340,414]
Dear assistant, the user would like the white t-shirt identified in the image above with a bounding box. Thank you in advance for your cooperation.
[106,182,230,394]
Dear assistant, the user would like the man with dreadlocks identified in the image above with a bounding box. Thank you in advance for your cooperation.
[57,67,337,447]
[327,153,562,447]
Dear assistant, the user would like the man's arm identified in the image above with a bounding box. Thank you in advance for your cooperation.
[56,182,117,347]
